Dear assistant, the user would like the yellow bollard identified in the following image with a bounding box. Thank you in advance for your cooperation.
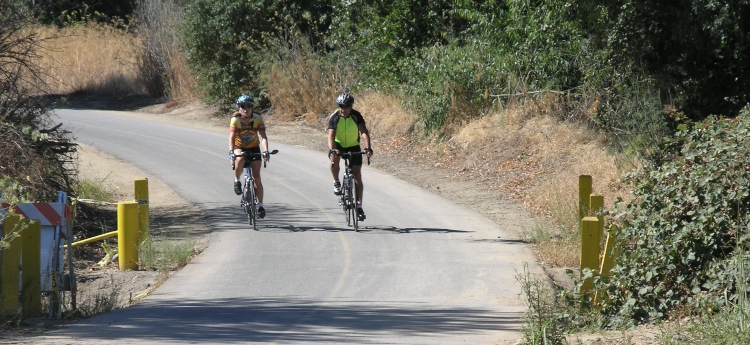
[117,201,139,270]
[580,216,601,294]
[1,215,23,316]
[21,220,41,317]
[134,178,149,244]
[589,194,604,218]
[578,175,592,222]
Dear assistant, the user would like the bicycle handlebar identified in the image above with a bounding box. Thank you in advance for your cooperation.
[232,149,279,169]
[333,151,371,165]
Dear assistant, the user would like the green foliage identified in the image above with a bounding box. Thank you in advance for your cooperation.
[660,273,750,345]
[327,0,461,88]
[72,176,116,203]
[498,0,585,91]
[139,233,196,276]
[181,0,333,106]
[337,0,590,136]
[517,263,567,345]
[601,106,750,326]
[591,0,750,120]
[25,0,133,26]
[581,58,673,161]
[398,42,501,135]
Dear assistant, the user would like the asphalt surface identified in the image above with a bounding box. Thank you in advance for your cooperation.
[27,109,542,344]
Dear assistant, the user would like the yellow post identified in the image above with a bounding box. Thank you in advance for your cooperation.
[580,216,601,294]
[70,230,118,248]
[21,220,41,317]
[589,194,604,218]
[1,215,23,316]
[578,175,592,222]
[117,201,139,270]
[134,178,149,244]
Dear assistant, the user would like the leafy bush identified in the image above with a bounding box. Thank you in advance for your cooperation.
[181,0,333,106]
[591,0,750,120]
[580,59,672,160]
[601,106,750,326]
[397,43,500,136]
[27,0,133,26]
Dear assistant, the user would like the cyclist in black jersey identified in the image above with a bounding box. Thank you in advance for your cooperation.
[327,93,373,221]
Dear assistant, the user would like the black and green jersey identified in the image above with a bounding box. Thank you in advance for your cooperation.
[327,109,366,149]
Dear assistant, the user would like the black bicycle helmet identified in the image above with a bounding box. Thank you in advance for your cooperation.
[236,95,254,105]
[335,93,354,107]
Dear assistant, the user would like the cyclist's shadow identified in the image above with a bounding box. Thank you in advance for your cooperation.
[213,203,472,234]
[246,204,472,234]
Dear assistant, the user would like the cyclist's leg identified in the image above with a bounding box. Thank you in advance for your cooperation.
[251,159,263,203]
[352,165,366,221]
[233,148,245,180]
[330,155,341,180]
[352,165,364,205]
[233,147,244,194]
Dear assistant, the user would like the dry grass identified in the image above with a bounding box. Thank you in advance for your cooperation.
[357,91,416,139]
[31,23,147,96]
[451,97,631,267]
[26,21,197,101]
[264,41,352,123]
[163,50,198,101]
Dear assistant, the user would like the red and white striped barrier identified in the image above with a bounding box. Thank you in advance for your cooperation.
[1,202,72,231]
[1,192,73,295]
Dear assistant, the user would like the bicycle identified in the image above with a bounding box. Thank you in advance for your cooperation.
[334,151,370,231]
[232,149,278,229]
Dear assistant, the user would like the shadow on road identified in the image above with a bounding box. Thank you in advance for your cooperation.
[201,203,473,235]
[38,297,522,343]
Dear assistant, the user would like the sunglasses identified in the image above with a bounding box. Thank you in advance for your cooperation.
[339,105,351,109]
[239,103,253,109]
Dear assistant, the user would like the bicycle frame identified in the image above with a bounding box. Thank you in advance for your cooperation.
[234,149,278,229]
[336,151,369,231]
[241,165,258,229]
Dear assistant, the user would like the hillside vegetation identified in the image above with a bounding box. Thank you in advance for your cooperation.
[2,0,750,343]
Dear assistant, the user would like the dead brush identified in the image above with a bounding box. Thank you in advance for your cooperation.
[452,98,630,268]
[264,40,347,124]
[357,91,416,138]
[30,22,146,96]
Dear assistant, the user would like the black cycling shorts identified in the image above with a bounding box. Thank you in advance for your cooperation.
[235,146,262,167]
[334,144,363,167]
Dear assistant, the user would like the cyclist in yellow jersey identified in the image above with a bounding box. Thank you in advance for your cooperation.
[327,93,373,221]
[229,95,270,218]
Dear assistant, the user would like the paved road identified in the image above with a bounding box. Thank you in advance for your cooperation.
[29,109,541,344]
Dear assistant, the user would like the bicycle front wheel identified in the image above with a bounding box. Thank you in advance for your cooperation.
[351,181,359,231]
[244,177,257,229]
[344,177,352,226]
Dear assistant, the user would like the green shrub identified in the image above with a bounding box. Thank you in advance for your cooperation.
[180,0,333,106]
[600,106,750,326]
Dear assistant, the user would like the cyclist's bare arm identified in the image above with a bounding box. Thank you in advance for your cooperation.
[327,129,339,162]
[357,123,372,158]
[257,127,270,162]
[229,131,238,154]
